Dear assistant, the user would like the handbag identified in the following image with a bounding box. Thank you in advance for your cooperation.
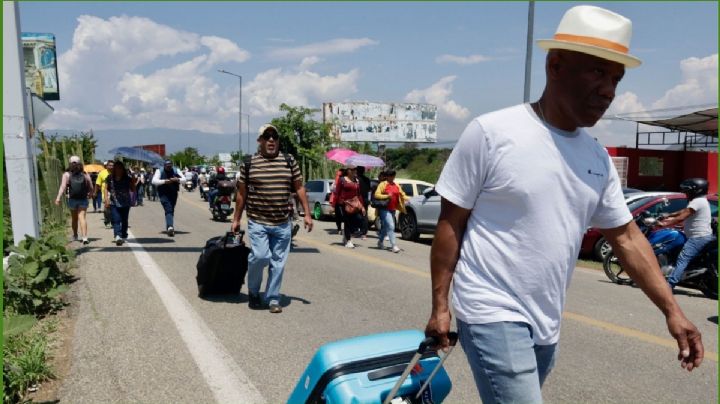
[370,197,389,209]
[343,196,363,215]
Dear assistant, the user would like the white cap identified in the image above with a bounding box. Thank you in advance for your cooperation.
[69,156,81,164]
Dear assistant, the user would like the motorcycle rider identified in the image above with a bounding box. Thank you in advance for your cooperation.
[660,178,715,289]
[207,166,228,209]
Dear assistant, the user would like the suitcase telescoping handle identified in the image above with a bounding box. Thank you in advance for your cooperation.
[382,332,459,404]
[224,230,245,246]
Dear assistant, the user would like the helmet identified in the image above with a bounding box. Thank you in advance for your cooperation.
[679,178,708,199]
[217,166,226,174]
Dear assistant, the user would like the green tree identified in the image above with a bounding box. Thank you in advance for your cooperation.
[270,104,335,179]
[168,147,205,169]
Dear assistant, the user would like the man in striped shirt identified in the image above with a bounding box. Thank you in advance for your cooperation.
[232,124,313,313]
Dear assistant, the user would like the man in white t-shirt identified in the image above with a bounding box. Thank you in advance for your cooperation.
[424,6,704,403]
[660,178,715,288]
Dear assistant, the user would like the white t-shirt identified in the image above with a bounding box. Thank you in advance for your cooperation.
[436,104,632,345]
[685,197,712,238]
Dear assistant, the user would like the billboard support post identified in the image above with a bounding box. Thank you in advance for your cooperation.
[4,1,41,242]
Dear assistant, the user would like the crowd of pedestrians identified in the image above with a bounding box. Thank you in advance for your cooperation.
[55,156,180,246]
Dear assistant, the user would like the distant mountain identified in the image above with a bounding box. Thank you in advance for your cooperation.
[43,128,252,160]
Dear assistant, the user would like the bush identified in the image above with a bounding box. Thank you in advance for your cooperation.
[4,231,74,316]
[3,319,57,404]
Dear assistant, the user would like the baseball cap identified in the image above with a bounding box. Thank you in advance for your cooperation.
[258,124,279,139]
[69,156,81,164]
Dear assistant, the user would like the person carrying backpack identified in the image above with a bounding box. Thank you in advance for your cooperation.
[231,124,313,314]
[152,160,182,236]
[55,155,93,244]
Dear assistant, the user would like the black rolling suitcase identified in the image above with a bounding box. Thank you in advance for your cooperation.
[196,231,249,297]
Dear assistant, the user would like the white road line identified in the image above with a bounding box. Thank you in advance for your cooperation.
[125,230,266,404]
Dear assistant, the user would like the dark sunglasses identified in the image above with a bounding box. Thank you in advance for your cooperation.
[261,132,279,141]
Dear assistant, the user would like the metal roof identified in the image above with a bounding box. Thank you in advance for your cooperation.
[634,107,717,137]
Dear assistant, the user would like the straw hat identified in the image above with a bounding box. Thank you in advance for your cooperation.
[537,5,641,68]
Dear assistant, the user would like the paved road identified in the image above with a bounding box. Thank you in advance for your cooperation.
[60,190,718,403]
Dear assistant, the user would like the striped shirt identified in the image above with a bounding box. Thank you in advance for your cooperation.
[239,153,302,226]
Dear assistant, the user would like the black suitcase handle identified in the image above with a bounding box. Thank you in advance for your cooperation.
[223,230,245,246]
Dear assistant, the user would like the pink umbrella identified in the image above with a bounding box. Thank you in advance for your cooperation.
[325,148,358,164]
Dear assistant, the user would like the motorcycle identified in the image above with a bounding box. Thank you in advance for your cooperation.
[210,193,234,222]
[603,212,718,299]
[184,179,194,192]
[200,182,210,200]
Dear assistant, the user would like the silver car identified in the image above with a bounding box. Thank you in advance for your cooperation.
[398,187,441,241]
[304,179,335,220]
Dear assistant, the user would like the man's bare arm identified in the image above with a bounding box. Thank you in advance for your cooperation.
[425,198,472,349]
[600,221,703,371]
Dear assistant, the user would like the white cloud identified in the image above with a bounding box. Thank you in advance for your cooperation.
[45,15,250,133]
[267,38,378,59]
[589,54,718,147]
[201,36,251,66]
[651,54,717,109]
[298,56,322,70]
[245,68,360,116]
[435,54,492,65]
[404,76,470,120]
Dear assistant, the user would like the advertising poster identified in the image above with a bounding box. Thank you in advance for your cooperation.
[323,102,437,143]
[22,32,60,101]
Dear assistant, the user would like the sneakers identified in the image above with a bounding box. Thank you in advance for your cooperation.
[72,235,79,242]
[392,246,401,253]
[115,235,123,246]
[345,241,355,249]
[167,226,175,237]
[248,293,262,310]
[377,240,385,250]
[269,302,282,314]
[82,238,89,245]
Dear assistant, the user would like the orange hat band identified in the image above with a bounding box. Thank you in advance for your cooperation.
[553,33,629,54]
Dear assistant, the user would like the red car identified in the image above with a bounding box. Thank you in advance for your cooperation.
[580,193,719,261]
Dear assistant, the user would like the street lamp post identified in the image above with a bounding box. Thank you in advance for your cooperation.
[217,69,242,158]
[241,113,251,155]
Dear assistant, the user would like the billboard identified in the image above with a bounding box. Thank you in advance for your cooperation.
[22,32,60,101]
[323,102,437,143]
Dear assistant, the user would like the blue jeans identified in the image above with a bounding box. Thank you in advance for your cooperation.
[110,205,130,239]
[158,193,177,229]
[668,235,715,286]
[136,184,144,205]
[377,209,396,247]
[208,189,218,208]
[458,320,557,404]
[93,193,102,211]
[247,220,292,305]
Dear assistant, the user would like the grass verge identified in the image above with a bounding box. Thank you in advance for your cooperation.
[3,319,58,404]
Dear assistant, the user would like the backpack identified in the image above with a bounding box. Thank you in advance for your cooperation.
[243,153,295,192]
[68,172,88,199]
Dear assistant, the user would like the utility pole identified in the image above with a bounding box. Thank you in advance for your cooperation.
[523,0,535,103]
[3,2,41,242]
[217,70,242,158]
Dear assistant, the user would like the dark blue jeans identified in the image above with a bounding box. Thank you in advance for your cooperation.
[136,184,144,205]
[159,193,177,229]
[110,205,130,239]
[93,192,102,211]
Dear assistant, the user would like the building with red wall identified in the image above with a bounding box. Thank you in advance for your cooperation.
[606,147,717,194]
[134,144,166,158]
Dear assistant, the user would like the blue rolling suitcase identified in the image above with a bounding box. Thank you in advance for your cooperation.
[288,330,458,404]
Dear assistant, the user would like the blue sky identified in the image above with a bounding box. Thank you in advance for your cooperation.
[19,1,718,152]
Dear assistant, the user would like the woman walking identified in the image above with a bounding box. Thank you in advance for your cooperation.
[55,156,93,244]
[336,165,366,248]
[330,168,347,235]
[373,169,407,253]
[104,160,137,246]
